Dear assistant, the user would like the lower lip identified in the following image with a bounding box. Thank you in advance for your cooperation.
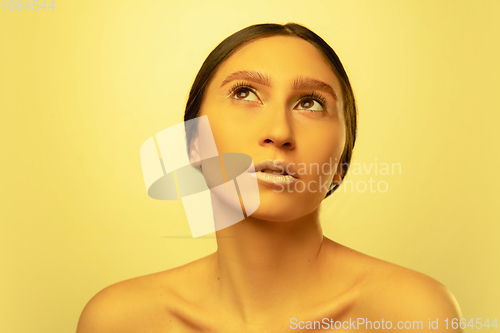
[252,171,298,185]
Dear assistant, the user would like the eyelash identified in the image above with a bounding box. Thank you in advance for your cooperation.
[227,81,328,112]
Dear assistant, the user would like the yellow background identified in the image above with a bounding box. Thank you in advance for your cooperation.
[1,0,499,331]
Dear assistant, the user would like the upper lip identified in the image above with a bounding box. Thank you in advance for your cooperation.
[250,159,298,178]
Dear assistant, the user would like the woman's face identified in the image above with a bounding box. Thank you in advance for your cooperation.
[198,36,346,222]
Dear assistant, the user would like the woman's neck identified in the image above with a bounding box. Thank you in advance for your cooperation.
[212,208,327,322]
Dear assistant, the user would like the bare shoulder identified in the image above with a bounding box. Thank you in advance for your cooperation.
[324,239,463,330]
[364,261,462,317]
[76,254,216,333]
[76,271,174,332]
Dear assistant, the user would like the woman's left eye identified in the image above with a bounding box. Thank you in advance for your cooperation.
[295,98,325,112]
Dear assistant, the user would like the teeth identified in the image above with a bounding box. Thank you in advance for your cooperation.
[261,169,286,175]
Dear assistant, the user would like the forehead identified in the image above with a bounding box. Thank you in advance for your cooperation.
[211,36,342,95]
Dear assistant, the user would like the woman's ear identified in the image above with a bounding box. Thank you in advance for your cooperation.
[189,136,202,169]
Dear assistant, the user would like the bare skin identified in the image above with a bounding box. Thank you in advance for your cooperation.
[76,238,462,332]
[77,36,463,332]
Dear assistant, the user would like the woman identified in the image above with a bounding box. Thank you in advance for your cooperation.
[77,23,463,332]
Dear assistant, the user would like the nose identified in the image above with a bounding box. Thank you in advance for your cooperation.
[259,104,296,150]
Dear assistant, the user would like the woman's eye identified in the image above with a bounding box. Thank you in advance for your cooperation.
[232,88,259,102]
[295,98,324,112]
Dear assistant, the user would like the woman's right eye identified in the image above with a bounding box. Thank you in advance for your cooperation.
[231,87,260,103]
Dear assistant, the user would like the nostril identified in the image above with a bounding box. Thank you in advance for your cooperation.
[264,139,272,143]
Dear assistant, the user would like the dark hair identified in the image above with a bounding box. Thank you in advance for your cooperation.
[184,22,357,198]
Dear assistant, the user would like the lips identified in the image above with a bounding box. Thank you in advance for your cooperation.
[250,159,298,178]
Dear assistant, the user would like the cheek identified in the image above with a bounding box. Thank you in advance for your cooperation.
[300,122,345,175]
[310,117,344,142]
[203,111,247,154]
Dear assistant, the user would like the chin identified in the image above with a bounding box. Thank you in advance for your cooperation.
[247,189,318,222]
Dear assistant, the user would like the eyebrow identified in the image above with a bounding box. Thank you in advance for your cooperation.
[220,70,338,101]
